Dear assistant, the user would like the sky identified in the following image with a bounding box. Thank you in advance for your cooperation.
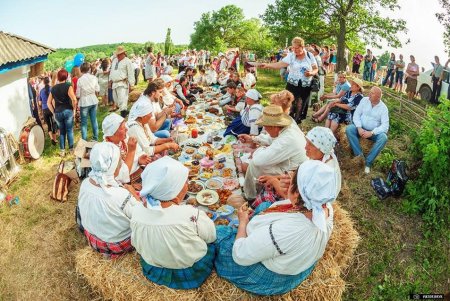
[0,0,447,70]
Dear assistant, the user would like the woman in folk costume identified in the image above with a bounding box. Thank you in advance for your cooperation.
[214,159,339,295]
[127,98,179,158]
[130,157,216,289]
[77,142,140,258]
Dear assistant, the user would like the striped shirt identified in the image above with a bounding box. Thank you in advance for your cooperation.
[241,103,263,135]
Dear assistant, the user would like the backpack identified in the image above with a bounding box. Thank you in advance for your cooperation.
[306,52,321,92]
[386,159,408,197]
[370,159,408,200]
[51,160,79,202]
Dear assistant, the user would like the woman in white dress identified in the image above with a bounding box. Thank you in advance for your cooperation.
[130,157,216,289]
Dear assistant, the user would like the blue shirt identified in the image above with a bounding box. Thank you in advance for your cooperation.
[336,81,351,94]
[39,87,50,110]
[352,97,389,135]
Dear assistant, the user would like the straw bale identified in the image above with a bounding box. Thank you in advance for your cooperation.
[128,90,142,103]
[325,203,360,270]
[75,203,358,301]
[338,126,373,154]
[75,248,202,301]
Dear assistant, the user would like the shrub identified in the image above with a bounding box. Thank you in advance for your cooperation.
[404,98,450,233]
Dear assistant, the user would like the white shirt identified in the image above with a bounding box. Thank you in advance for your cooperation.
[233,200,333,275]
[206,69,217,85]
[78,179,140,242]
[127,121,157,156]
[131,203,216,269]
[113,137,145,184]
[162,87,177,106]
[352,97,389,135]
[251,123,308,171]
[282,51,317,86]
[109,57,135,89]
[76,73,100,107]
[243,73,256,90]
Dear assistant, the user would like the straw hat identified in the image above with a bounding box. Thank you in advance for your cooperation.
[115,46,126,56]
[349,77,364,92]
[256,105,292,127]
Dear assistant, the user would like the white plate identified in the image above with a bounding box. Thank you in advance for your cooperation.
[187,180,205,195]
[196,190,219,206]
[205,178,224,190]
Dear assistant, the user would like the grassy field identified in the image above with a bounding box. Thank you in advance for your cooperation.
[0,69,447,300]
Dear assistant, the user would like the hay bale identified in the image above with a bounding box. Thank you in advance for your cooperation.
[76,204,358,301]
[200,260,344,301]
[338,126,373,155]
[128,90,142,103]
[75,248,202,301]
[325,203,360,270]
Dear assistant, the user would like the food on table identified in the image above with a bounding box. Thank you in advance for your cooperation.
[217,189,233,204]
[185,141,200,148]
[223,178,239,190]
[197,189,219,205]
[208,107,219,115]
[192,160,200,166]
[215,218,230,226]
[185,116,197,124]
[206,148,214,159]
[196,114,203,119]
[213,136,222,142]
[198,130,205,135]
[206,212,214,219]
[208,203,221,211]
[193,154,203,160]
[206,178,223,190]
[214,162,224,169]
[202,167,214,173]
[200,172,212,180]
[222,168,233,178]
[227,194,246,209]
[183,162,192,167]
[186,198,198,206]
[216,205,235,216]
[185,147,196,155]
[188,181,204,193]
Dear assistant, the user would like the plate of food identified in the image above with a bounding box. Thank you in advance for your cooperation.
[205,211,218,221]
[206,178,223,190]
[188,180,205,195]
[183,147,197,156]
[199,172,212,180]
[198,146,209,155]
[216,205,235,217]
[214,217,230,226]
[224,135,238,144]
[223,178,239,191]
[196,189,219,206]
[202,167,214,173]
[214,162,225,169]
[185,116,197,124]
[221,168,234,178]
[217,189,233,204]
[186,197,198,206]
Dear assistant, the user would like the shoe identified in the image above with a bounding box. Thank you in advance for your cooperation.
[364,166,370,174]
[51,140,57,146]
[59,150,65,157]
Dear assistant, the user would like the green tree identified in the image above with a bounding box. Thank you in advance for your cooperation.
[190,5,274,53]
[262,0,407,72]
[164,28,173,55]
[377,51,391,69]
[437,0,450,53]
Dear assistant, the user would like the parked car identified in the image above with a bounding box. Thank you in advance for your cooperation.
[416,68,449,102]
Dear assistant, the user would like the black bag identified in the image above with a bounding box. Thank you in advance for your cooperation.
[311,75,320,92]
[386,159,408,197]
[371,178,392,200]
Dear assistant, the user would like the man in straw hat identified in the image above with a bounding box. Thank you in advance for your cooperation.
[243,105,307,200]
[109,46,135,117]
[346,86,389,174]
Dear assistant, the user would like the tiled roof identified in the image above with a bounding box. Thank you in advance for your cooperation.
[0,31,55,67]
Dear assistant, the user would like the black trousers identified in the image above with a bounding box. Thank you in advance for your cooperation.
[286,82,312,123]
[431,77,442,104]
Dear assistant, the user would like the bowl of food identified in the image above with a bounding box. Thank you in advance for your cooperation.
[199,172,212,180]
[216,205,235,217]
[188,180,205,195]
[183,147,197,155]
[214,218,230,226]
[221,168,234,178]
[196,189,219,206]
[206,178,223,190]
[205,211,218,221]
[223,178,239,191]
[186,197,198,206]
[217,189,233,204]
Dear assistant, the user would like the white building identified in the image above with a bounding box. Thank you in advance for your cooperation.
[0,31,54,139]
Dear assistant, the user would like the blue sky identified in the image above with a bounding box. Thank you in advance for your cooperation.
[0,0,447,69]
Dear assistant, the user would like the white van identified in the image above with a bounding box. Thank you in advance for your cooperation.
[416,68,449,102]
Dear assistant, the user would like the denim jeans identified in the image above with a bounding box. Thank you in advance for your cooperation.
[80,104,99,141]
[154,118,171,138]
[382,69,395,88]
[54,109,74,150]
[345,124,388,167]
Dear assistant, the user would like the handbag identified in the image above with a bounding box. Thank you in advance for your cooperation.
[51,160,78,202]
[330,106,347,115]
[310,75,320,92]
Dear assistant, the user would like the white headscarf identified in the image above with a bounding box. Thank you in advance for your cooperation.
[88,142,121,193]
[297,160,337,232]
[306,126,337,163]
[102,113,124,138]
[128,98,154,122]
[140,156,189,210]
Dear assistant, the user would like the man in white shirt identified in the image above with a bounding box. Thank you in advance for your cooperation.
[76,62,100,141]
[109,46,136,117]
[243,105,308,200]
[345,86,389,174]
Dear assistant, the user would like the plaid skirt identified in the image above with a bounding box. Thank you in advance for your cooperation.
[214,226,316,296]
[251,186,282,209]
[140,244,215,289]
[84,229,134,259]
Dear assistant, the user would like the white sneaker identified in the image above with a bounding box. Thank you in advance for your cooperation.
[364,166,370,174]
